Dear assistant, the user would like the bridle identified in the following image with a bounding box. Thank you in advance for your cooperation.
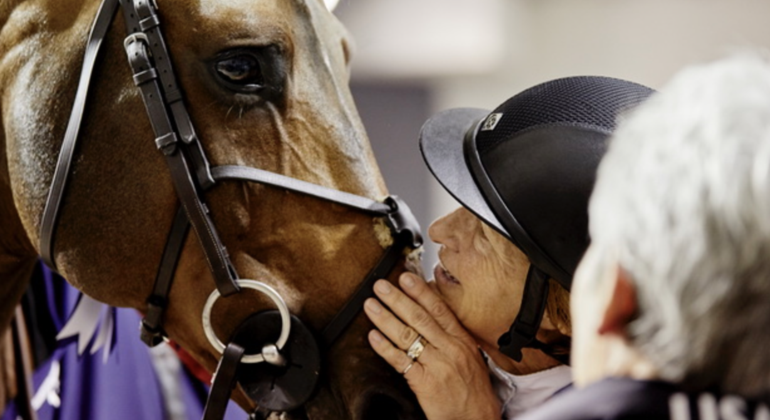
[37,0,422,418]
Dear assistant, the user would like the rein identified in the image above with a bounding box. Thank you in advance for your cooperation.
[36,0,422,418]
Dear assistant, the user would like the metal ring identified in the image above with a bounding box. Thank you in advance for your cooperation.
[201,279,291,364]
[402,362,414,375]
[406,335,427,360]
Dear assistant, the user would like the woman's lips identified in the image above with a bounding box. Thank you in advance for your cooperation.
[434,262,460,286]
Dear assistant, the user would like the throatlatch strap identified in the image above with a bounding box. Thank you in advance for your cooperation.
[498,266,550,362]
[39,0,120,270]
[202,343,245,420]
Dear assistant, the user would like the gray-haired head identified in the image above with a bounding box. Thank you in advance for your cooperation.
[589,52,770,397]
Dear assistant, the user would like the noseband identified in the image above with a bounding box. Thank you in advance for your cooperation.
[38,0,422,418]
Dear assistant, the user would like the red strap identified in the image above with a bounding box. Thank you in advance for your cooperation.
[169,341,213,384]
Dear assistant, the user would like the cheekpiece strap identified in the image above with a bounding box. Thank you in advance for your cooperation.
[140,207,190,347]
[120,0,240,297]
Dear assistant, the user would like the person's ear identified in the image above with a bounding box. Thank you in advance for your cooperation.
[597,267,637,336]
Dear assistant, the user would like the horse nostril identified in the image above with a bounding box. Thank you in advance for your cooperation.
[357,392,424,420]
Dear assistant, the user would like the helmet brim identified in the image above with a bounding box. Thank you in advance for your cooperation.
[419,108,511,241]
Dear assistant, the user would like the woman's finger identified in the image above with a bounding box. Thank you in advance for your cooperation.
[367,329,426,379]
[364,298,420,350]
[372,280,452,348]
[398,272,469,340]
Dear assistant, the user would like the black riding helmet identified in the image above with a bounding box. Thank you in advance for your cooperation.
[419,76,655,362]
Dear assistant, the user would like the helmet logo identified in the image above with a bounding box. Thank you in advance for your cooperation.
[481,113,503,131]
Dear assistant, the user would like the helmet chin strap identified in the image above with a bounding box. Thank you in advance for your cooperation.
[497,265,569,365]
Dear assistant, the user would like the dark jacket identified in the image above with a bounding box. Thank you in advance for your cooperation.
[517,377,769,420]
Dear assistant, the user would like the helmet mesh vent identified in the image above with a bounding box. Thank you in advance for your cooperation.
[475,76,655,153]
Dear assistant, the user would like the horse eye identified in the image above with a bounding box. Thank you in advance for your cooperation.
[214,54,264,91]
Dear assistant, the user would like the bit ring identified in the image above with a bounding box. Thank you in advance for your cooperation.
[201,279,291,364]
[402,362,414,375]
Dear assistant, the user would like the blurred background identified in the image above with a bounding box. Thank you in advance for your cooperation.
[333,0,770,272]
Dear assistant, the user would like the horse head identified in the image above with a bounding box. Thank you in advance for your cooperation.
[0,0,424,418]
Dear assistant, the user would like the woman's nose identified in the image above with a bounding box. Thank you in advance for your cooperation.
[428,207,464,248]
[427,218,447,245]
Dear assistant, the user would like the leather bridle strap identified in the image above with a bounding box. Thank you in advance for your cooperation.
[121,0,239,297]
[321,242,405,346]
[39,3,425,416]
[209,167,420,250]
[141,164,421,346]
[38,0,120,270]
[140,207,189,346]
[125,0,215,189]
[202,343,245,420]
[211,166,393,215]
[38,0,232,296]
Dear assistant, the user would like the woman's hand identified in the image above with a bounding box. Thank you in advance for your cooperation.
[364,272,501,420]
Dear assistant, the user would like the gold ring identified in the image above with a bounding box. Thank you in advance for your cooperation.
[402,362,414,375]
[406,335,427,360]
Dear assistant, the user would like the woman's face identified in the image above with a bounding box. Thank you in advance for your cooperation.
[428,207,530,348]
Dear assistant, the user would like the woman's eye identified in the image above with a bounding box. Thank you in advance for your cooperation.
[215,55,263,87]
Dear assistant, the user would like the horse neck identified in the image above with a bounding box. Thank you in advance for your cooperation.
[0,0,46,345]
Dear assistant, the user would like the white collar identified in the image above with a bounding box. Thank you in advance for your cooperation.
[487,357,573,419]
